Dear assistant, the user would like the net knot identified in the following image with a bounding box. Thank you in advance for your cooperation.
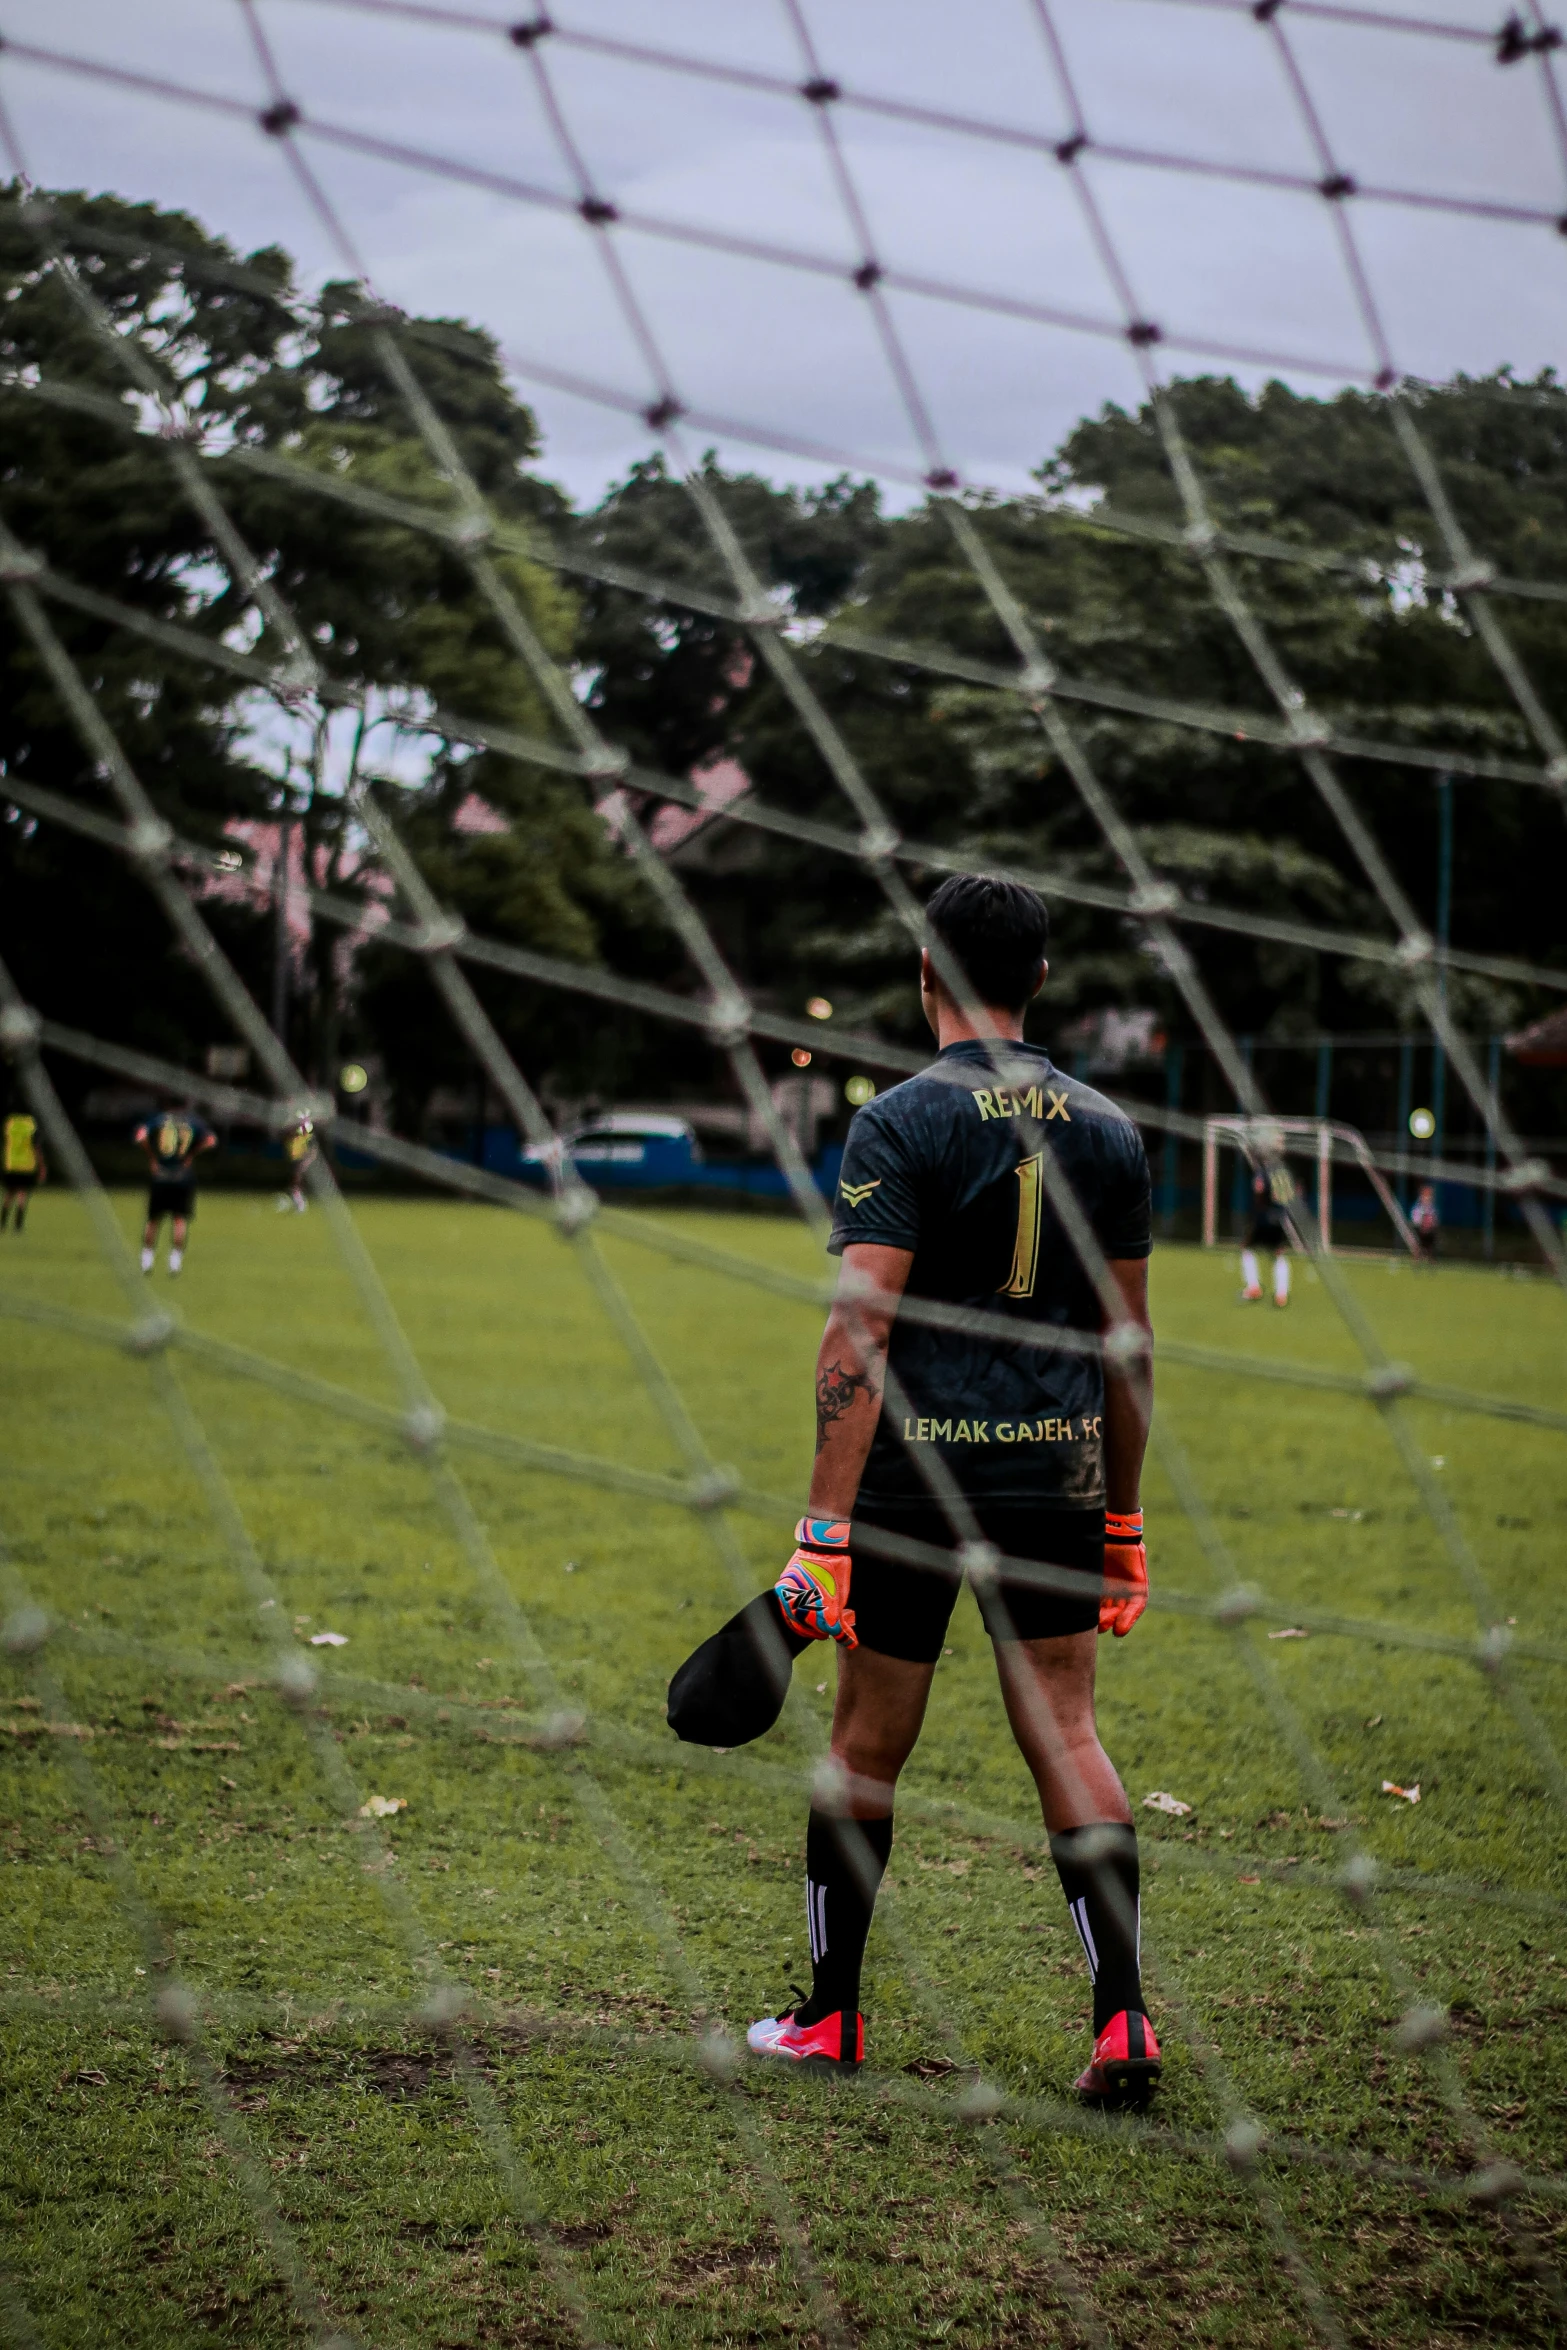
[1224,2117,1267,2170]
[925,467,960,491]
[421,1983,467,2027]
[1019,660,1056,697]
[696,2027,740,2081]
[957,2078,1004,2123]
[537,1707,588,1748]
[1318,172,1356,201]
[688,1467,740,1512]
[706,1003,752,1047]
[811,1755,851,1814]
[2,1605,49,1657]
[275,1652,318,1704]
[1393,2003,1449,2051]
[0,544,43,584]
[958,1539,1000,1590]
[553,1184,599,1235]
[273,656,320,705]
[450,511,493,550]
[1103,1319,1150,1371]
[643,395,683,430]
[1130,880,1180,915]
[0,1002,41,1053]
[1213,1584,1261,1627]
[1497,14,1562,64]
[1500,1156,1548,1194]
[1467,2159,1524,2204]
[155,1984,200,2042]
[801,77,841,105]
[402,1402,446,1453]
[259,100,301,138]
[415,915,465,955]
[1125,320,1162,348]
[1446,557,1495,593]
[857,824,900,867]
[1363,1361,1413,1403]
[1055,134,1087,165]
[507,15,552,44]
[130,815,174,864]
[1476,1622,1513,1673]
[852,260,883,293]
[1339,1852,1378,1906]
[1392,931,1434,968]
[126,1311,176,1358]
[579,196,619,227]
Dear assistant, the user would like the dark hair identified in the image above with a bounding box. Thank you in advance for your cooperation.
[924,874,1049,1012]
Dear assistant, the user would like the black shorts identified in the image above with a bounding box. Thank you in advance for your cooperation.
[1246,1217,1287,1250]
[849,1502,1105,1663]
[147,1179,195,1222]
[3,1168,36,1192]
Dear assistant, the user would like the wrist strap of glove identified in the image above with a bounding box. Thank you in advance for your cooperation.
[795,1516,851,1551]
[1104,1509,1144,1545]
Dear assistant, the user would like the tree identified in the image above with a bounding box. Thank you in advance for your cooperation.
[0,184,662,1126]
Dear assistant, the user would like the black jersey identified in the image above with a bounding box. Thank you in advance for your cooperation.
[826,1040,1151,1510]
[137,1113,212,1179]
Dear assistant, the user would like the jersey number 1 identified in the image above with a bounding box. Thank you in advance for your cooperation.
[1000,1152,1044,1298]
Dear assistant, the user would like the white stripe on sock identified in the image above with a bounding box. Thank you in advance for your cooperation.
[1070,1897,1099,1979]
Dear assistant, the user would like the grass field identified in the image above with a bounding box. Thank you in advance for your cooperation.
[2,1190,1565,2349]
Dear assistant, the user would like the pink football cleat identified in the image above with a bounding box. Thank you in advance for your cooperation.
[1075,2009,1161,2103]
[746,2008,864,2068]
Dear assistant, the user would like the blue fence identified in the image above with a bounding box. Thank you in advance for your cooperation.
[457,1123,847,1201]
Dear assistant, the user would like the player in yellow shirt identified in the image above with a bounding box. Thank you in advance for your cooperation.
[276,1115,317,1214]
[2,1111,47,1234]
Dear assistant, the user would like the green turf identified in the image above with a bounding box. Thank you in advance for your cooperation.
[1,1192,1564,2347]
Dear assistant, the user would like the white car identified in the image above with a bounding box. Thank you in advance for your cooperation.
[520,1112,702,1185]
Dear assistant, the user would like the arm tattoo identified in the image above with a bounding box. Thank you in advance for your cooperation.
[815,1357,875,1455]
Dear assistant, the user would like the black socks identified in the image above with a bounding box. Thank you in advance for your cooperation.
[791,1812,1139,2033]
[795,1807,893,2024]
[1049,1822,1145,2035]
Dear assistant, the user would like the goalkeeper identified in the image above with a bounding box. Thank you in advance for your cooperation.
[747,876,1158,2100]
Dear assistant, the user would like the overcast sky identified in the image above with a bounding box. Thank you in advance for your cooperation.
[2,0,1562,508]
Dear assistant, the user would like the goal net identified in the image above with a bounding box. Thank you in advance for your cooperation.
[2,7,1566,2344]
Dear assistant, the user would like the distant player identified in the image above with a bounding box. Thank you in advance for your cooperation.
[135,1104,216,1276]
[277,1114,317,1213]
[1240,1166,1293,1308]
[1410,1182,1439,1266]
[1,1110,46,1233]
[745,875,1160,2103]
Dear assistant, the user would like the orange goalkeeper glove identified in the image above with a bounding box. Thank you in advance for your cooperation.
[1100,1509,1148,1638]
[775,1517,858,1648]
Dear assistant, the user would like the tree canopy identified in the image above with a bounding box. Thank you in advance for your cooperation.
[3,184,1564,1143]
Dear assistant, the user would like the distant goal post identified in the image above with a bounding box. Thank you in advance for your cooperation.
[1200,1116,1420,1258]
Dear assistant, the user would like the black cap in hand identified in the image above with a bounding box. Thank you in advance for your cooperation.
[666,1590,815,1748]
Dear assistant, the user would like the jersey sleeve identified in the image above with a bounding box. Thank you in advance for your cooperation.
[826,1102,923,1257]
[1093,1119,1153,1260]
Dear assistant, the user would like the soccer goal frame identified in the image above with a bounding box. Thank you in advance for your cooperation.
[1201,1116,1421,1258]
